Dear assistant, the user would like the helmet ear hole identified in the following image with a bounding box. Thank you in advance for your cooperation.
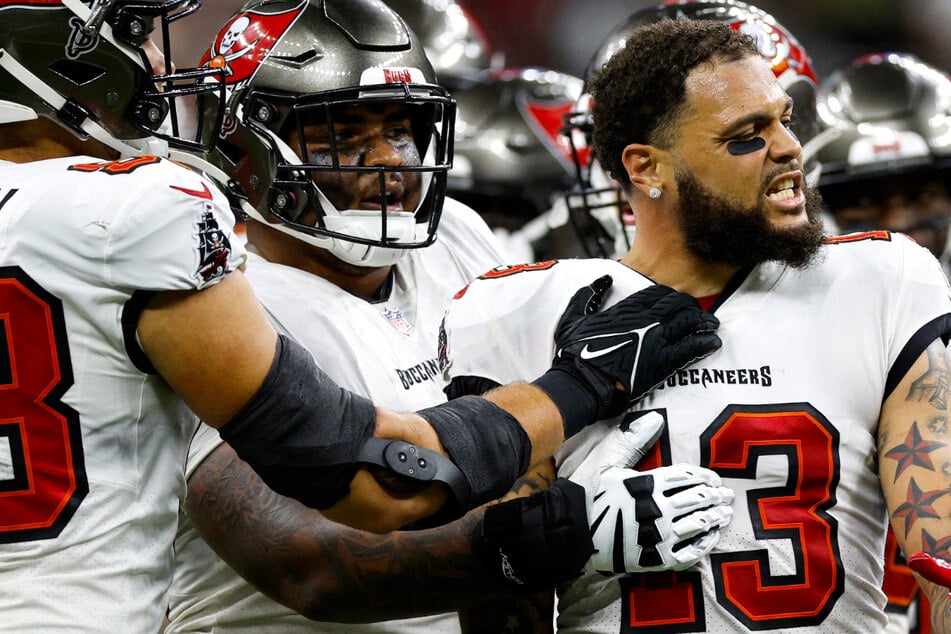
[48,59,107,85]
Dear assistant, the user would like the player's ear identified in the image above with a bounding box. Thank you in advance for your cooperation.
[621,143,668,199]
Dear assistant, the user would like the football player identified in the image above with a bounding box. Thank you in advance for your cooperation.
[562,0,821,260]
[166,1,731,632]
[440,16,951,632]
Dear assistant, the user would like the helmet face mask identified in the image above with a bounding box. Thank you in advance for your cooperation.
[563,96,633,258]
[0,0,226,154]
[253,85,452,249]
[204,0,454,268]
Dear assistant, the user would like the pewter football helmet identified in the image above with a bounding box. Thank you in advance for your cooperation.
[0,0,225,155]
[814,52,951,258]
[382,0,492,89]
[448,67,585,260]
[815,52,951,196]
[202,0,455,268]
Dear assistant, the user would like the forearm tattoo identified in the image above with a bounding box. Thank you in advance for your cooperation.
[909,345,951,410]
[185,445,514,623]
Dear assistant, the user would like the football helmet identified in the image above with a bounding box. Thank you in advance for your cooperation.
[448,66,585,261]
[0,0,225,155]
[814,52,951,258]
[564,0,820,258]
[201,0,455,268]
[382,0,493,89]
[815,52,951,192]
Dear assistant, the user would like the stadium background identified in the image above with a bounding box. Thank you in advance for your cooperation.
[171,0,950,82]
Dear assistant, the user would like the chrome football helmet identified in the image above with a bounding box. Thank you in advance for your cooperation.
[382,0,493,89]
[564,0,820,258]
[448,67,585,261]
[201,0,455,268]
[0,0,225,156]
[814,52,951,258]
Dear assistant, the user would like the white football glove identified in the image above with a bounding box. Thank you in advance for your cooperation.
[572,411,734,574]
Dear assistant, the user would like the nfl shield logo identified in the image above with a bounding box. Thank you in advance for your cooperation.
[382,307,412,335]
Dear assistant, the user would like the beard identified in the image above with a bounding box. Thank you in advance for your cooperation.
[673,167,826,269]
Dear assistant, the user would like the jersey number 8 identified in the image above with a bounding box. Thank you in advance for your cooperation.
[0,267,87,543]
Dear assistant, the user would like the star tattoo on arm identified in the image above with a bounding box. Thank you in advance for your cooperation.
[894,477,949,534]
[921,528,951,558]
[884,421,945,482]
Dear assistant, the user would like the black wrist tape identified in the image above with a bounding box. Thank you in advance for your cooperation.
[473,478,594,592]
[218,334,377,509]
[417,396,532,512]
[532,367,601,438]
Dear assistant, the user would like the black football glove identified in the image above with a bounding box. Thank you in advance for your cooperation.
[535,276,720,434]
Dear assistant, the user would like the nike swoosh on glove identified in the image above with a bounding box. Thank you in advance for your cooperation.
[571,411,734,574]
[551,276,721,420]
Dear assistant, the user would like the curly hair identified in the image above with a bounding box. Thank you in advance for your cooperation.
[589,19,760,187]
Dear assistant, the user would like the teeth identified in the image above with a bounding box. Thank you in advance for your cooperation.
[768,189,795,201]
[767,177,796,201]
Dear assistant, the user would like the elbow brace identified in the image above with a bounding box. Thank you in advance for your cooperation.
[416,395,532,515]
[217,334,377,509]
[217,335,504,515]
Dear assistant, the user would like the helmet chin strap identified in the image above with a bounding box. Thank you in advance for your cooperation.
[240,198,410,268]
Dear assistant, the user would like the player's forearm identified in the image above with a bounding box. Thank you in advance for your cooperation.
[185,444,514,621]
[924,581,951,632]
[481,382,565,466]
[380,385,562,464]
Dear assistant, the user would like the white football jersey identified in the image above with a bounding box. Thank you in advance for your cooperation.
[440,234,951,633]
[0,156,245,632]
[168,198,508,633]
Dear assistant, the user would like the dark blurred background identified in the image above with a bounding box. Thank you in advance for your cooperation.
[173,0,950,82]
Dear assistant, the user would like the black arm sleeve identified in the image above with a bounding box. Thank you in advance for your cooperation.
[217,334,377,509]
